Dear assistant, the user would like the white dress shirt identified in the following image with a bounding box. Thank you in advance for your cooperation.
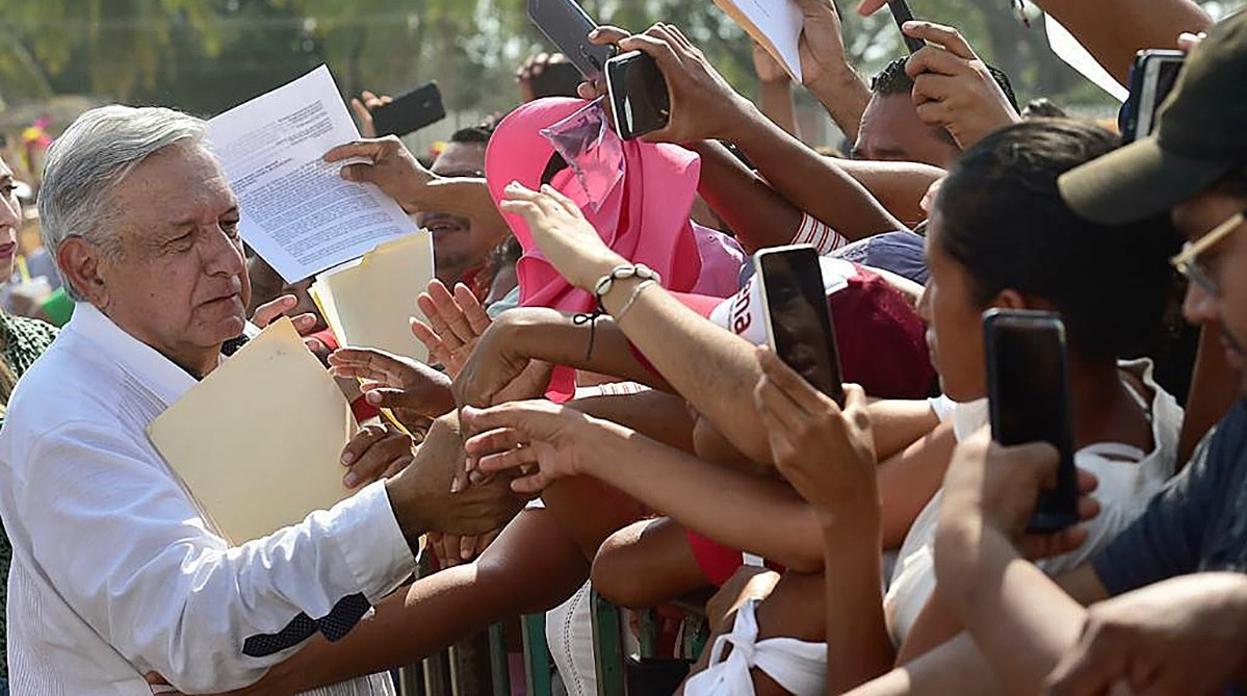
[0,303,414,695]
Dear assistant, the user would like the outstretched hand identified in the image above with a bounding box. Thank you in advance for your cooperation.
[497,182,624,291]
[328,347,454,427]
[410,279,492,377]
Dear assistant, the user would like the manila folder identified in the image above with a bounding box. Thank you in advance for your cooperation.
[147,317,358,546]
[311,231,434,363]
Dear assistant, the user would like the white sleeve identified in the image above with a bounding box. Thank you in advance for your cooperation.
[790,213,849,255]
[15,421,416,692]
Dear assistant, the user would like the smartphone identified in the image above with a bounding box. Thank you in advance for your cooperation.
[888,0,926,53]
[605,51,671,140]
[1122,50,1184,142]
[527,0,618,81]
[755,245,845,407]
[984,309,1077,532]
[370,82,446,138]
[531,60,586,99]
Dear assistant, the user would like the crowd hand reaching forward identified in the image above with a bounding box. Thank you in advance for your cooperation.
[461,399,626,494]
[752,347,879,521]
[1045,573,1247,696]
[902,21,1021,150]
[350,90,393,139]
[410,279,492,378]
[339,423,416,490]
[498,182,624,291]
[328,347,454,430]
[516,52,572,102]
[577,24,756,144]
[322,136,435,214]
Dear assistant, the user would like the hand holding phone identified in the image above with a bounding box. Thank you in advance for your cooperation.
[984,309,1077,532]
[371,83,446,138]
[605,51,671,140]
[755,245,845,407]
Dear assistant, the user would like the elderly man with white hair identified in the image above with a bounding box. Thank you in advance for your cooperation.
[0,105,521,695]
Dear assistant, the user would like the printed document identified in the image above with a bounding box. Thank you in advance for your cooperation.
[207,65,419,282]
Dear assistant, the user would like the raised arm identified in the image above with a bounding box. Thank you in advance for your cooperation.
[857,0,1210,85]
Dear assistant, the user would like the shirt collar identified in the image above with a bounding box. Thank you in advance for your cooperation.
[66,302,201,406]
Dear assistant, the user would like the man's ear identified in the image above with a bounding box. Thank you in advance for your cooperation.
[56,237,109,308]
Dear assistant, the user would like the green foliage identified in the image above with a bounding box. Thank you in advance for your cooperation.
[1,0,1243,120]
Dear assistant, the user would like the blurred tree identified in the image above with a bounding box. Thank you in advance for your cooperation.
[1,0,1242,123]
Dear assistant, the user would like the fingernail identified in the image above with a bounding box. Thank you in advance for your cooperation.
[450,478,464,494]
[343,472,359,488]
[366,392,382,404]
[589,28,600,38]
[341,451,355,465]
[461,548,472,560]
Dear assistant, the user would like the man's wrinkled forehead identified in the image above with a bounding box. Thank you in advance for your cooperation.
[119,143,237,225]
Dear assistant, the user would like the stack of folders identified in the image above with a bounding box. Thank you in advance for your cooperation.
[147,318,358,545]
[310,231,436,362]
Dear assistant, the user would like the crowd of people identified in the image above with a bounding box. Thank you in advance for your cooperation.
[0,0,1243,693]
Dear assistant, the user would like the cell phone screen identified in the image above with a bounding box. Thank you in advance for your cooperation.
[607,52,670,139]
[1141,58,1183,137]
[986,310,1077,531]
[757,247,845,406]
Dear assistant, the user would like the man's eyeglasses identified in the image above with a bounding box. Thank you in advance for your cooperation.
[1171,211,1244,297]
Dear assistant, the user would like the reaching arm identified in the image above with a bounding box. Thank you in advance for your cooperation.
[1034,0,1211,85]
[692,139,805,252]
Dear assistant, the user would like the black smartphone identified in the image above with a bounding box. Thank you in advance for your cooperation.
[604,51,671,140]
[755,245,845,407]
[527,0,618,81]
[888,0,926,53]
[984,309,1078,532]
[1122,50,1185,142]
[370,82,446,138]
[531,60,586,99]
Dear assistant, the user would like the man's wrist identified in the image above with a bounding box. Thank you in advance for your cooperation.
[384,476,429,554]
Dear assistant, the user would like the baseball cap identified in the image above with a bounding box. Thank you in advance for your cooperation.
[1059,11,1247,224]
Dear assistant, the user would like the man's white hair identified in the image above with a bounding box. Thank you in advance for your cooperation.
[38,105,208,301]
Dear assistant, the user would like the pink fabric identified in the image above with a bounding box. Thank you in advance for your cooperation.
[689,223,747,298]
[485,98,740,396]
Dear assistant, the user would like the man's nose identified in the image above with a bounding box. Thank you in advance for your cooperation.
[1182,279,1220,327]
[202,227,246,278]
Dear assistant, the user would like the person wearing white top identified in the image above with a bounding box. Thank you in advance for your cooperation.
[0,105,520,695]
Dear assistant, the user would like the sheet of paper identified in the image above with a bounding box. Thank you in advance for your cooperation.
[147,317,358,546]
[714,0,804,83]
[310,231,435,363]
[1045,15,1128,103]
[207,65,421,283]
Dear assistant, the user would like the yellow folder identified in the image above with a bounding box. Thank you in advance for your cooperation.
[147,317,359,546]
[310,232,435,363]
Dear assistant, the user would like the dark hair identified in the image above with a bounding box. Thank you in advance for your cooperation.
[936,119,1180,360]
[450,115,501,146]
[1021,97,1067,119]
[870,57,1020,113]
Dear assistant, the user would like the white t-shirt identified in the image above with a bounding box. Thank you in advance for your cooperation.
[882,359,1183,646]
